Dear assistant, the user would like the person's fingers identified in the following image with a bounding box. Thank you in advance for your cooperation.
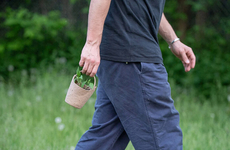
[86,64,93,76]
[79,57,85,67]
[184,49,195,72]
[189,51,196,69]
[186,64,191,72]
[81,61,89,74]
[183,62,190,72]
[180,51,190,65]
[90,64,99,77]
[181,50,192,72]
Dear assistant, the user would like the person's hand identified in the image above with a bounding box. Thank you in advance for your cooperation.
[79,42,100,77]
[170,41,196,72]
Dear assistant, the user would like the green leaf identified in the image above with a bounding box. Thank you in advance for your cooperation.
[89,83,94,89]
[81,81,86,88]
[76,75,83,84]
[86,79,91,84]
[76,67,81,77]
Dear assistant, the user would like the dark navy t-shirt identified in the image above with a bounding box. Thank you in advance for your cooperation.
[100,0,166,63]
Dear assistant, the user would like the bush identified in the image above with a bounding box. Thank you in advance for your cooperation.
[161,1,230,102]
[0,8,85,82]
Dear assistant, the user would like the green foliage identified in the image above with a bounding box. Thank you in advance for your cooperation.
[161,1,230,101]
[186,26,230,98]
[74,67,94,89]
[0,8,85,81]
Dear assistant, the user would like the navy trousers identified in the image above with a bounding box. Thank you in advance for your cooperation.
[75,60,183,150]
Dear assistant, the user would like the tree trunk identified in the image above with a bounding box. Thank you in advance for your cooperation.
[177,0,190,40]
[62,0,74,25]
[39,0,48,15]
[195,10,207,38]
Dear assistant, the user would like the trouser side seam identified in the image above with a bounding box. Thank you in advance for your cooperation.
[138,71,160,150]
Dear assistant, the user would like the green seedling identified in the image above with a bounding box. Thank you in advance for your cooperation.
[74,67,94,90]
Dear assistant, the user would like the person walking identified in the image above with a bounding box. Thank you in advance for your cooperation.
[75,0,196,149]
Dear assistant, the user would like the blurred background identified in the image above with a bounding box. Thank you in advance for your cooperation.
[0,0,230,150]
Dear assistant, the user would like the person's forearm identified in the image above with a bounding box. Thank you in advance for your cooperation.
[86,0,111,47]
[158,13,178,45]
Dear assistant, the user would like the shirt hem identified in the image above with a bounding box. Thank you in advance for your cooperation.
[100,55,163,64]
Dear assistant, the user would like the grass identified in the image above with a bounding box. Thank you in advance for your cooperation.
[0,71,230,150]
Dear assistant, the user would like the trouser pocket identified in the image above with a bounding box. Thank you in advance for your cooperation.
[133,62,142,74]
